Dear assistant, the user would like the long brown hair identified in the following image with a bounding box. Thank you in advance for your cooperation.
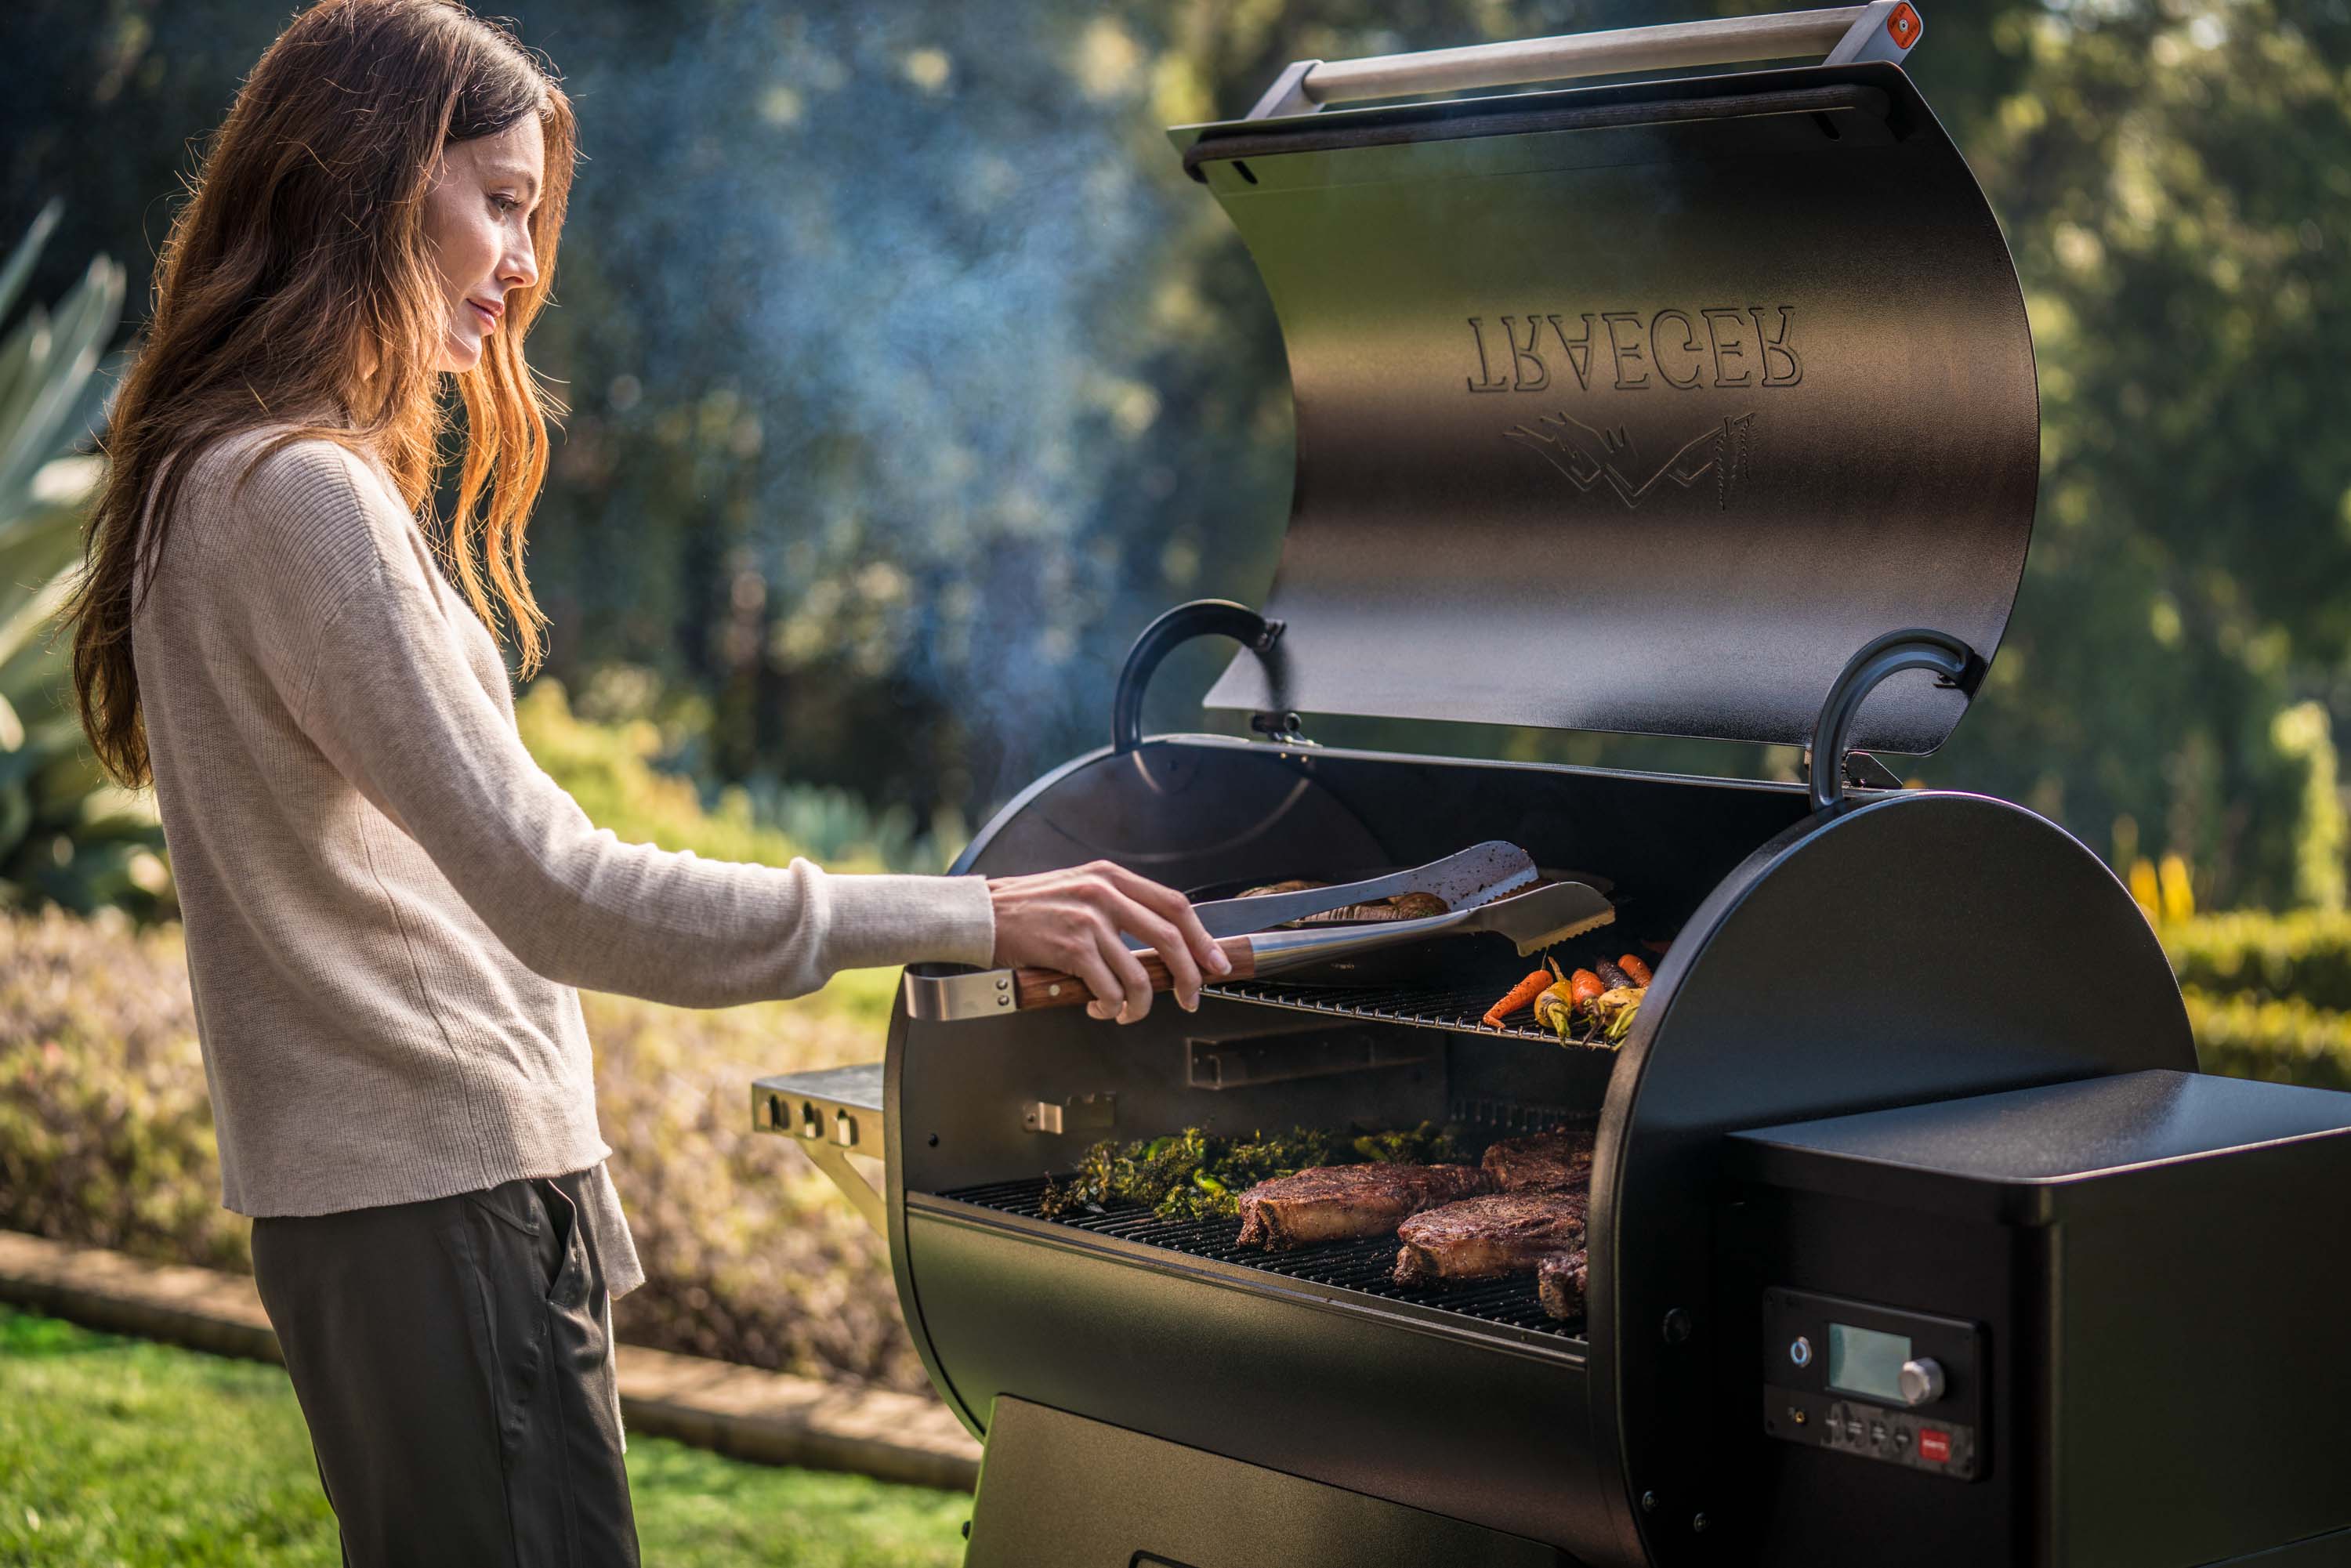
[66,0,575,788]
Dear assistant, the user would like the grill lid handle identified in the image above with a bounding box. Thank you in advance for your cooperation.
[1246,2,1922,119]
[1809,628,1983,813]
[1113,598,1290,755]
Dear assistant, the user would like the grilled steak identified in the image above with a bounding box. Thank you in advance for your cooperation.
[1393,1190,1591,1285]
[1538,1251,1589,1320]
[1481,1128,1596,1192]
[1236,1164,1490,1251]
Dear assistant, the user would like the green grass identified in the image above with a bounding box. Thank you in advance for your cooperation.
[0,1306,969,1566]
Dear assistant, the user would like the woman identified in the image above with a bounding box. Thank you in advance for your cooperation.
[61,2,1226,1561]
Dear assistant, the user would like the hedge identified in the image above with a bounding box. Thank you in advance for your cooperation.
[2163,909,2351,1013]
[0,907,927,1391]
[2183,986,2351,1093]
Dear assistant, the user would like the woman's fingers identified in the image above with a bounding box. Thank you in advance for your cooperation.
[1093,916,1158,1023]
[1118,903,1204,1013]
[984,861,1228,1023]
[1060,932,1128,1022]
[1103,863,1230,979]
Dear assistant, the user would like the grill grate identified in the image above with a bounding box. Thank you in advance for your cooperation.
[1201,936,1637,1046]
[936,1174,1584,1340]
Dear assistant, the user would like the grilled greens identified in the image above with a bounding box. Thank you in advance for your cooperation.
[1041,1121,1463,1221]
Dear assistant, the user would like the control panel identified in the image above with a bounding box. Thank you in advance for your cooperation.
[1759,1287,1985,1482]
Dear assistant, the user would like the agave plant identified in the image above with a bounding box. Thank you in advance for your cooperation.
[0,201,166,915]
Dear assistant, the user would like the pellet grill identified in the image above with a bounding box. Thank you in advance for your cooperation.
[753,8,2351,1564]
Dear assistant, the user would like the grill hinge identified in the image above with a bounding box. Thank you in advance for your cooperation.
[1023,1093,1117,1136]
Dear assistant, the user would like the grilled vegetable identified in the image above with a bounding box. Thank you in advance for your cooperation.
[1483,968,1557,1029]
[1592,986,1645,1045]
[1595,958,1636,990]
[1567,969,1604,1006]
[1043,1121,1462,1221]
[1616,953,1654,987]
[1349,1122,1465,1165]
[1534,985,1577,1038]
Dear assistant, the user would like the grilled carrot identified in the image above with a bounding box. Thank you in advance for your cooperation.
[1596,959,1635,991]
[1484,969,1556,1029]
[1616,953,1654,987]
[1568,969,1604,1006]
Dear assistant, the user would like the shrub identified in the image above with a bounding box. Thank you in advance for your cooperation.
[512,679,820,868]
[0,202,166,919]
[2184,987,2351,1094]
[0,906,926,1390]
[2163,910,2351,1013]
[0,907,243,1269]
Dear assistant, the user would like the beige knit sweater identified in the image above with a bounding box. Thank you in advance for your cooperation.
[129,426,998,1295]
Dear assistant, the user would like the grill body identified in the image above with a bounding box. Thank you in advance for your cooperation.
[882,737,2198,1565]
[751,16,2351,1563]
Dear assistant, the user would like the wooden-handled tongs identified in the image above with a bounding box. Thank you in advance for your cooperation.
[902,842,1614,1022]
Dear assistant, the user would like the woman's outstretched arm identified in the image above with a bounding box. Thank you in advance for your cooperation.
[209,433,1219,1014]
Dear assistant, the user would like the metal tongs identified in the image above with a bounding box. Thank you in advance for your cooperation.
[902,842,1614,1022]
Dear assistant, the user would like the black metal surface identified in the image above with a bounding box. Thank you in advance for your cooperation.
[1729,1069,2351,1222]
[902,1191,1616,1555]
[966,1397,1569,1568]
[1180,63,2038,754]
[942,738,1391,895]
[1722,1071,2351,1566]
[1111,598,1284,755]
[936,1174,1583,1340]
[1594,791,2196,1568]
[1806,628,1982,811]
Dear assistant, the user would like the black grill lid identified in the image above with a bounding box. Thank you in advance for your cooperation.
[1172,63,2038,755]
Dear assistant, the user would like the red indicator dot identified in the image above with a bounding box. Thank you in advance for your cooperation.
[1918,1428,1952,1464]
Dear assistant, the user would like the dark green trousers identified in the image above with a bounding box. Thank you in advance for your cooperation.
[251,1168,639,1566]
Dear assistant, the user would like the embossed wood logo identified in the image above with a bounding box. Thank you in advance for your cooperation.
[1506,411,1757,511]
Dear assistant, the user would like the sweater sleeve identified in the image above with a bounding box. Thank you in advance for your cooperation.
[219,436,996,1007]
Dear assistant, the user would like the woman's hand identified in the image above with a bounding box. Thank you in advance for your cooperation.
[987,861,1231,1023]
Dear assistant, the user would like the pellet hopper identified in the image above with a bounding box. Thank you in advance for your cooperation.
[753,8,2351,1563]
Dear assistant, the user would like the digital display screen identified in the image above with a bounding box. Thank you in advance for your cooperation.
[1828,1323,1913,1402]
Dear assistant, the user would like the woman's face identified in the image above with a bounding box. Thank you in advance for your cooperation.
[421,114,545,375]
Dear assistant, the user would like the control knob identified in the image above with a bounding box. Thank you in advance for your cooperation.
[1898,1357,1945,1407]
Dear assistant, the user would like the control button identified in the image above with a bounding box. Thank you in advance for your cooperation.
[1788,1335,1813,1369]
[1900,1357,1946,1407]
[1918,1428,1952,1465]
[1844,1414,1864,1441]
[1893,1429,1911,1452]
[1869,1421,1887,1447]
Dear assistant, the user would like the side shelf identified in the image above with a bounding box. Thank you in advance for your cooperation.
[751,1063,886,1233]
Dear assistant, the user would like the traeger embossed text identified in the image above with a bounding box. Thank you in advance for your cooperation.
[1464,308,1803,393]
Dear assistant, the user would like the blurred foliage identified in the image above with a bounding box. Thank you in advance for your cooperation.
[0,907,244,1269]
[2186,990,2351,1094]
[0,202,166,917]
[0,904,929,1389]
[2164,906,2351,1092]
[518,675,963,872]
[2,0,2350,907]
[2167,908,2351,1014]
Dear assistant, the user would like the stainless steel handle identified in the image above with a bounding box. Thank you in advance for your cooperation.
[1248,2,1922,118]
